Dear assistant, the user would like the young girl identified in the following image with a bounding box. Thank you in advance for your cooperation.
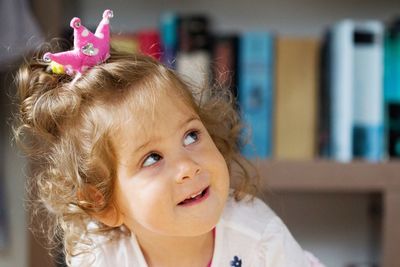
[14,9,324,267]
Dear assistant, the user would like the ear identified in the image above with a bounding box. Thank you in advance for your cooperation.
[78,185,124,227]
[92,203,124,227]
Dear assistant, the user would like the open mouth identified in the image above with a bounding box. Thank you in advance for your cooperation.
[178,186,210,206]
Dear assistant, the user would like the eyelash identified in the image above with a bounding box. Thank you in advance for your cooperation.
[140,129,202,168]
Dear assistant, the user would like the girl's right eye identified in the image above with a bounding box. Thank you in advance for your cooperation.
[142,153,162,167]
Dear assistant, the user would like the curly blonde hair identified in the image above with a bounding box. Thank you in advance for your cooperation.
[13,49,258,265]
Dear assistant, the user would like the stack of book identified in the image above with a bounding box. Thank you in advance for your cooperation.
[320,20,385,162]
[110,13,400,162]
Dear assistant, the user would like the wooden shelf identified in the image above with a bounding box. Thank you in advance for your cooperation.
[252,160,400,267]
[255,160,400,192]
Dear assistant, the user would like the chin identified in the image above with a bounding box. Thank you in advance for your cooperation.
[187,203,226,236]
[171,205,224,237]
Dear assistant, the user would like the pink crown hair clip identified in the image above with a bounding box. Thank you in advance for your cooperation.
[43,9,113,76]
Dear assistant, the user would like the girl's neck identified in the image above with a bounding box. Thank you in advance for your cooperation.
[134,229,214,267]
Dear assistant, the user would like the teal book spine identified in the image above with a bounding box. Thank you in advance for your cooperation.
[160,12,178,69]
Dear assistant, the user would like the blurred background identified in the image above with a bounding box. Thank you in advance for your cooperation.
[1,0,400,267]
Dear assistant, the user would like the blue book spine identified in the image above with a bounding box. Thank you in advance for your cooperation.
[160,12,178,69]
[329,20,354,162]
[238,32,274,159]
[353,21,385,162]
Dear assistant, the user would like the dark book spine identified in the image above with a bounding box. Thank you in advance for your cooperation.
[387,103,400,157]
[211,35,239,99]
[178,15,211,52]
[318,31,332,158]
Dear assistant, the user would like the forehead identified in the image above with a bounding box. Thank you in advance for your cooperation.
[113,87,198,146]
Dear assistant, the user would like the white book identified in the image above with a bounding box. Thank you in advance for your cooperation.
[330,20,354,162]
[176,51,211,100]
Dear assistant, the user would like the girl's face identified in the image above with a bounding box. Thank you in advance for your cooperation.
[112,91,230,237]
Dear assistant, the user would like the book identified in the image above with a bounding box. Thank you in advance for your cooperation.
[160,12,178,69]
[111,33,139,54]
[384,18,400,158]
[238,32,275,159]
[352,21,385,162]
[136,29,162,60]
[384,18,400,102]
[318,31,332,158]
[175,15,212,96]
[274,37,320,160]
[211,34,239,99]
[328,20,355,162]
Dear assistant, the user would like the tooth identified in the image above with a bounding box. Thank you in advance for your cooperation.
[190,191,202,198]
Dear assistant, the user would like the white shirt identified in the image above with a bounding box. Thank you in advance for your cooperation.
[72,195,324,267]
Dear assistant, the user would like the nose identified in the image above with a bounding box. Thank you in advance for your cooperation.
[174,154,201,184]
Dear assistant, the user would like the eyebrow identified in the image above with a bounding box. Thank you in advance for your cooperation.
[133,116,200,154]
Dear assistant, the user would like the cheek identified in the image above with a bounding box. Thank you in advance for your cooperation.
[200,141,230,191]
[115,179,175,232]
[204,139,229,174]
[214,154,230,196]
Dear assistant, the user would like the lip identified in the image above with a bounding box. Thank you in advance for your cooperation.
[177,186,210,207]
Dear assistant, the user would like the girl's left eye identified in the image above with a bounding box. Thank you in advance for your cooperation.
[183,130,200,146]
